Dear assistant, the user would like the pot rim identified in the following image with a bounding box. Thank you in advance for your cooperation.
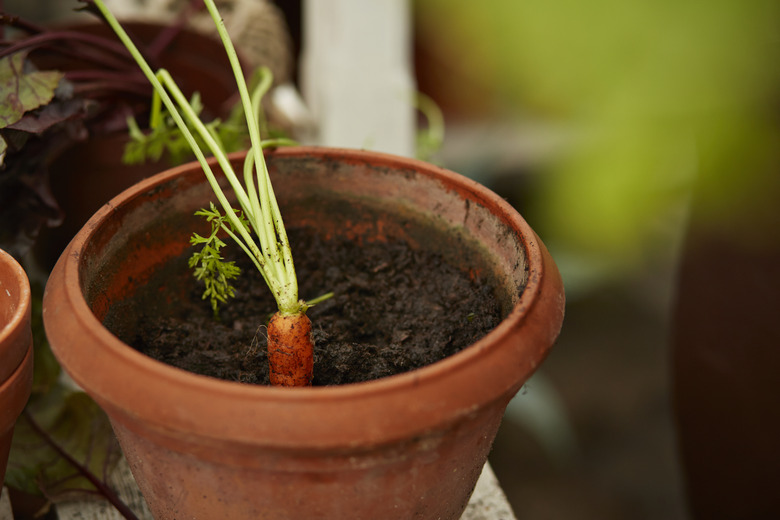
[0,248,32,383]
[44,146,564,449]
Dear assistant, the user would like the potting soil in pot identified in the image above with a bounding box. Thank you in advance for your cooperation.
[124,227,503,385]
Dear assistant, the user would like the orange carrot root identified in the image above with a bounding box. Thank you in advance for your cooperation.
[267,312,314,387]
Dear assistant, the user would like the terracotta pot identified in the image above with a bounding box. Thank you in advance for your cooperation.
[0,249,34,485]
[43,147,565,519]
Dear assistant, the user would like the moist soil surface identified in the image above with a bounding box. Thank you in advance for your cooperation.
[128,227,503,386]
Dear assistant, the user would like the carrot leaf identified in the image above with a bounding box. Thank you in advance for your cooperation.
[90,0,303,316]
[188,203,245,318]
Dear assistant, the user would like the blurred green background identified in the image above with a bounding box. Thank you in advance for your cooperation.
[413,1,779,518]
[416,0,779,275]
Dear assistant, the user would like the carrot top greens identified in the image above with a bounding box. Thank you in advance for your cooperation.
[88,0,306,316]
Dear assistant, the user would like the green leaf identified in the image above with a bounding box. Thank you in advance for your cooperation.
[119,67,287,168]
[0,52,64,129]
[4,384,121,501]
[189,204,244,318]
[121,92,211,166]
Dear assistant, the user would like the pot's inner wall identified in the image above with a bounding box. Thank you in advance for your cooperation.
[266,154,528,309]
[82,152,528,339]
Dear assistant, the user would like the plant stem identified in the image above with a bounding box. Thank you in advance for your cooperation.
[23,411,140,520]
[90,0,301,315]
[0,30,133,67]
[202,0,298,312]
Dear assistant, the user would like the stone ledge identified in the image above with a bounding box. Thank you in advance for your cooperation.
[1,461,516,519]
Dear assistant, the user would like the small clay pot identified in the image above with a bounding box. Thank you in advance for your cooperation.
[0,249,34,485]
[43,147,564,519]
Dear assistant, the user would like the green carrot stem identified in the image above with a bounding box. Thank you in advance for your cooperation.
[92,0,302,314]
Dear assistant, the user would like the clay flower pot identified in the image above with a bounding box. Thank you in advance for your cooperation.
[0,249,34,485]
[43,147,564,519]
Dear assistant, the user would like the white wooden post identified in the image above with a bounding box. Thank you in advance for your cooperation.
[300,0,417,157]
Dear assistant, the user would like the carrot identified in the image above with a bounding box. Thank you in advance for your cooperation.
[94,0,324,387]
[267,312,314,387]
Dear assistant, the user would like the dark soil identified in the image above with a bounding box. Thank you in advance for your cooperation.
[126,227,503,386]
